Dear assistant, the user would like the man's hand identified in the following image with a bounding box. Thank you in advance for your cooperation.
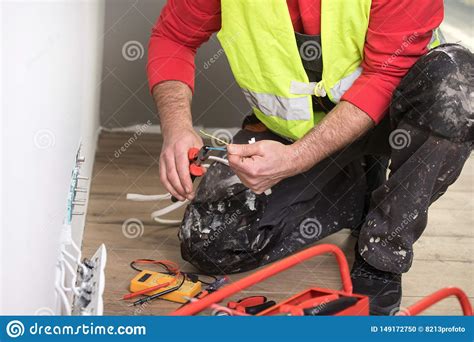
[227,141,299,194]
[153,81,203,201]
[159,128,203,201]
[227,101,374,194]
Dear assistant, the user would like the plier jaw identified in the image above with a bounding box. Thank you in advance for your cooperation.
[187,147,206,177]
[188,145,211,177]
[188,145,226,176]
[171,145,226,202]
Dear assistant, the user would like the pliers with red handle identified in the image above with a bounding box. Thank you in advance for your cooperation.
[227,296,276,315]
[171,145,226,202]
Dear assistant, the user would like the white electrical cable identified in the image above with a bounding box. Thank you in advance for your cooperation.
[126,193,172,201]
[127,156,230,225]
[125,150,271,223]
[61,247,88,277]
[54,264,72,316]
[150,199,189,225]
[69,239,90,277]
[60,224,88,277]
[126,192,188,225]
[59,257,81,296]
[69,239,82,255]
[207,156,229,166]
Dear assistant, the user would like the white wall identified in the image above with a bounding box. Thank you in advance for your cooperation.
[1,0,104,315]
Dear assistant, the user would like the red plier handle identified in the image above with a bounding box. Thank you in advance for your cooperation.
[170,147,207,202]
[187,147,205,177]
[227,296,276,315]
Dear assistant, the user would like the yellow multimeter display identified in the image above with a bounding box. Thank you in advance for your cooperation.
[130,270,201,304]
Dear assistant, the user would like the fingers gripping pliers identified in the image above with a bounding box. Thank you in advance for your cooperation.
[171,145,226,202]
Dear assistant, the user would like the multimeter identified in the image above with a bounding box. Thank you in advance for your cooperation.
[130,270,202,304]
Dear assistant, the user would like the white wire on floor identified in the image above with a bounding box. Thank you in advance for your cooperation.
[126,193,172,201]
[127,157,229,225]
[150,200,189,225]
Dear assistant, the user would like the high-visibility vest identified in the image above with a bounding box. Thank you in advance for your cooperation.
[217,0,442,140]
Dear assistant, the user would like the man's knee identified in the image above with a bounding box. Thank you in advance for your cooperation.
[180,233,229,274]
[178,185,268,274]
[391,44,473,143]
[179,222,262,275]
[178,199,248,274]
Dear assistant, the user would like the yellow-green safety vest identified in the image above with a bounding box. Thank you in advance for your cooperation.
[217,0,442,140]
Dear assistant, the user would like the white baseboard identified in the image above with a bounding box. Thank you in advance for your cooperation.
[100,124,241,136]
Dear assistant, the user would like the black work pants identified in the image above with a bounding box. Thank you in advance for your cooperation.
[178,44,473,275]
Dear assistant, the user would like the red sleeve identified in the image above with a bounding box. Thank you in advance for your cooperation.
[341,0,444,124]
[147,0,221,93]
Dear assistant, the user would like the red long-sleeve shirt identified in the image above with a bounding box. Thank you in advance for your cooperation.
[147,0,443,123]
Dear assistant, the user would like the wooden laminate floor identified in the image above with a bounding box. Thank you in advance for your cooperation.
[82,131,473,315]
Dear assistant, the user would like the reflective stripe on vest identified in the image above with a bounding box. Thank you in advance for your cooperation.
[242,89,312,121]
[290,67,363,102]
[428,28,444,49]
[219,0,445,140]
[218,0,370,140]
